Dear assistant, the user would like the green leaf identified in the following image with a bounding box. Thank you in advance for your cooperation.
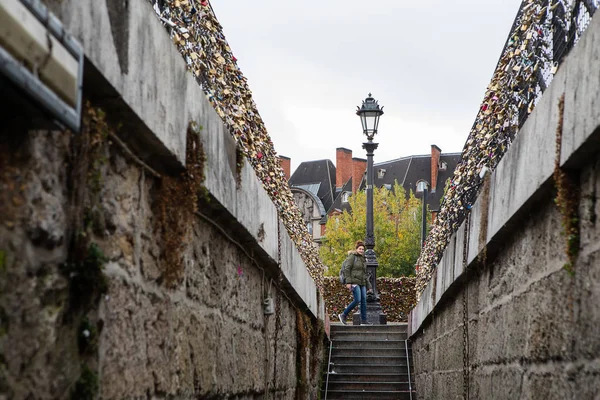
[320,181,427,277]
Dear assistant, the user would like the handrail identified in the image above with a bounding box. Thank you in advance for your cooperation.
[324,335,333,400]
[405,339,413,400]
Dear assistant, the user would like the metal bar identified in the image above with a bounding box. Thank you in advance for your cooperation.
[405,339,413,400]
[324,336,333,400]
[1,0,83,131]
[0,46,80,131]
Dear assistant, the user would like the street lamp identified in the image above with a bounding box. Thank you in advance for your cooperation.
[357,93,384,141]
[416,180,429,248]
[355,93,386,325]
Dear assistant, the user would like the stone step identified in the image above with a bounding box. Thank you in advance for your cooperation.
[331,355,408,366]
[329,363,410,375]
[326,373,414,383]
[330,324,407,334]
[326,380,413,392]
[324,324,416,398]
[333,339,411,350]
[332,347,408,357]
[332,331,408,341]
[322,389,416,399]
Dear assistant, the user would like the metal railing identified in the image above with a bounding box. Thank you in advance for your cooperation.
[405,339,413,400]
[324,337,333,399]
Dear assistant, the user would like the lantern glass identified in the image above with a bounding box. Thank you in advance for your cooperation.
[356,94,384,140]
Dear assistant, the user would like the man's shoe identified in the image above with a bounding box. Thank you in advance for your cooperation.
[338,314,347,325]
[361,321,373,325]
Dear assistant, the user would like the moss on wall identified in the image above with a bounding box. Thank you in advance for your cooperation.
[553,94,580,274]
[153,121,206,287]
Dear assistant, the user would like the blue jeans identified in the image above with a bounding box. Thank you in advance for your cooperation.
[342,285,368,322]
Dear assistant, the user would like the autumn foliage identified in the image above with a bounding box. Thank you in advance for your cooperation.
[319,181,427,278]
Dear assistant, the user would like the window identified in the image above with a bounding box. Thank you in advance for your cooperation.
[306,222,312,235]
[341,192,350,203]
[378,169,387,179]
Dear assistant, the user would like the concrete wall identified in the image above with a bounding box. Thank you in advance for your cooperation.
[0,0,326,398]
[408,13,600,400]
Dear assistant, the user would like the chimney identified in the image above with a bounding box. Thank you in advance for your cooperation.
[336,148,353,189]
[431,145,441,191]
[352,157,367,194]
[279,155,291,181]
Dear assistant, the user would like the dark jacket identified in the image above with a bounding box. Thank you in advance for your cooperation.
[343,251,372,289]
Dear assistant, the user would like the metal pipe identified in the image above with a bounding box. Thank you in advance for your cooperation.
[324,336,333,399]
[405,339,413,400]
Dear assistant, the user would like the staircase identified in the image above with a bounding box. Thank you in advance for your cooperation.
[322,323,416,400]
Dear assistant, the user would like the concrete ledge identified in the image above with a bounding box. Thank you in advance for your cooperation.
[44,0,193,168]
[409,13,600,337]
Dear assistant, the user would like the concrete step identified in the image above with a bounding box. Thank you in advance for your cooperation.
[326,373,414,383]
[327,380,413,391]
[330,324,408,333]
[333,339,410,350]
[332,331,408,341]
[332,347,407,357]
[330,363,410,375]
[324,324,417,398]
[331,355,408,366]
[323,389,416,399]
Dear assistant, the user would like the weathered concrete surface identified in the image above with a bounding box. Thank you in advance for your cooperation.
[409,12,600,400]
[44,0,192,168]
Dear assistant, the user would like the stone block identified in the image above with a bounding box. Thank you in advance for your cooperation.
[431,370,462,400]
[525,272,575,361]
[471,365,523,400]
[415,370,433,400]
[474,303,506,365]
[435,326,464,372]
[574,249,600,359]
[501,293,529,361]
[412,335,434,375]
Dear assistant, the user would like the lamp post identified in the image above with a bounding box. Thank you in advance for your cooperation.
[355,93,386,325]
[416,180,429,248]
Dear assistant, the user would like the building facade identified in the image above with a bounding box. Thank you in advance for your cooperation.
[280,145,460,245]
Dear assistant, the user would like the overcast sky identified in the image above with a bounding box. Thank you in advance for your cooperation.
[212,0,523,172]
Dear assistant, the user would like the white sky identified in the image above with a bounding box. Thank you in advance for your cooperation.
[212,0,523,172]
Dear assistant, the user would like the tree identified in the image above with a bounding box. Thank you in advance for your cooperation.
[320,181,427,277]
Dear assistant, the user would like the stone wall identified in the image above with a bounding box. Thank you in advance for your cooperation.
[0,104,325,399]
[412,191,600,399]
[409,11,600,400]
[0,0,327,397]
